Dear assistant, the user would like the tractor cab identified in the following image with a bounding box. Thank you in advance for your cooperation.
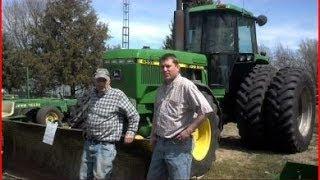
[175,3,268,97]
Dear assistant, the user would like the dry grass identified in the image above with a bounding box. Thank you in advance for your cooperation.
[204,123,318,179]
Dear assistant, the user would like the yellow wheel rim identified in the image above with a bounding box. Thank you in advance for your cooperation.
[45,113,59,124]
[192,118,212,161]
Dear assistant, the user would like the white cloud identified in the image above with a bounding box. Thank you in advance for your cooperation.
[257,23,316,50]
[99,16,171,49]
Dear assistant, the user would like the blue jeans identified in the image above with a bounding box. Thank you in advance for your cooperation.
[147,137,193,180]
[79,140,117,180]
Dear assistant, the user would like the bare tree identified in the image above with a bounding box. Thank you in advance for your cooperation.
[3,0,48,96]
[272,43,301,68]
[298,39,317,83]
[4,0,48,49]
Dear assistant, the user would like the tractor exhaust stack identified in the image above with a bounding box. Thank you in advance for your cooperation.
[174,0,185,50]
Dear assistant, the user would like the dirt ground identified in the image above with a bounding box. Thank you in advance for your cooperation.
[204,123,318,179]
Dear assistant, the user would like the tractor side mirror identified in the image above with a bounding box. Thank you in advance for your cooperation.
[256,15,267,26]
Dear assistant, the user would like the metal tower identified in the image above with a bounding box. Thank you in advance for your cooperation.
[122,0,129,49]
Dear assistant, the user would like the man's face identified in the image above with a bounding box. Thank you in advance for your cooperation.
[94,77,108,92]
[160,58,180,82]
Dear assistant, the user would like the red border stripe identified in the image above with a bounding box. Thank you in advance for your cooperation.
[0,0,3,178]
[317,0,320,179]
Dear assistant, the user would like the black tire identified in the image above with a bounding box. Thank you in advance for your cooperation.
[236,64,277,147]
[265,68,316,153]
[36,106,64,125]
[191,91,219,177]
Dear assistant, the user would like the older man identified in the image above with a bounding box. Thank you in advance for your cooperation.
[147,53,213,179]
[74,68,140,180]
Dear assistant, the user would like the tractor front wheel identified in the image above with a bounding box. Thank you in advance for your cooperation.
[36,106,64,126]
[191,91,219,177]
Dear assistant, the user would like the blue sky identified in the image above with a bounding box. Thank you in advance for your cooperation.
[92,0,317,50]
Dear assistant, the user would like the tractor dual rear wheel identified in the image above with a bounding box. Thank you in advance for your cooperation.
[235,64,276,148]
[265,68,316,153]
[191,91,219,177]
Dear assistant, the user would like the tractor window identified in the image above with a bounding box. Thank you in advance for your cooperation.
[203,13,235,53]
[180,68,202,81]
[238,17,255,53]
[188,15,203,52]
[208,54,232,89]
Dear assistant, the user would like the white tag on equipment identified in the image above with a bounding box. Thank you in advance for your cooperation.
[42,122,58,145]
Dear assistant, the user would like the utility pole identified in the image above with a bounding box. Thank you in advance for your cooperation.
[122,0,130,49]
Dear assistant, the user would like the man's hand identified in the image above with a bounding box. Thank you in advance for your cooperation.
[124,133,134,144]
[176,113,207,141]
[176,128,193,141]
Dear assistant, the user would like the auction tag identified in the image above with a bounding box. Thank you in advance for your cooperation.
[42,122,58,145]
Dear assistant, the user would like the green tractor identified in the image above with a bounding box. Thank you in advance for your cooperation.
[102,1,316,177]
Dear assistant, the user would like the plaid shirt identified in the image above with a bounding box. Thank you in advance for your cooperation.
[154,74,213,138]
[83,88,140,142]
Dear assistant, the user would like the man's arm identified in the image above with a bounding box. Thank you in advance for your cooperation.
[176,83,213,141]
[176,112,207,141]
[118,91,140,144]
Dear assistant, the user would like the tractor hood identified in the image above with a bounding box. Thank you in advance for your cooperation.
[104,49,207,66]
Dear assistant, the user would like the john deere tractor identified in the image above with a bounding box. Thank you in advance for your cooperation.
[102,0,316,177]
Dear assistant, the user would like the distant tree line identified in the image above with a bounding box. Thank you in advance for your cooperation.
[259,39,317,85]
[3,0,110,97]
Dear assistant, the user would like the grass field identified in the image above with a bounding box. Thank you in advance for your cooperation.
[204,123,318,179]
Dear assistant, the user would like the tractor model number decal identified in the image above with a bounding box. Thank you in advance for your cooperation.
[137,59,159,66]
[15,103,41,108]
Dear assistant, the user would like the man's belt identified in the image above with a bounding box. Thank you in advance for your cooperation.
[85,138,115,144]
